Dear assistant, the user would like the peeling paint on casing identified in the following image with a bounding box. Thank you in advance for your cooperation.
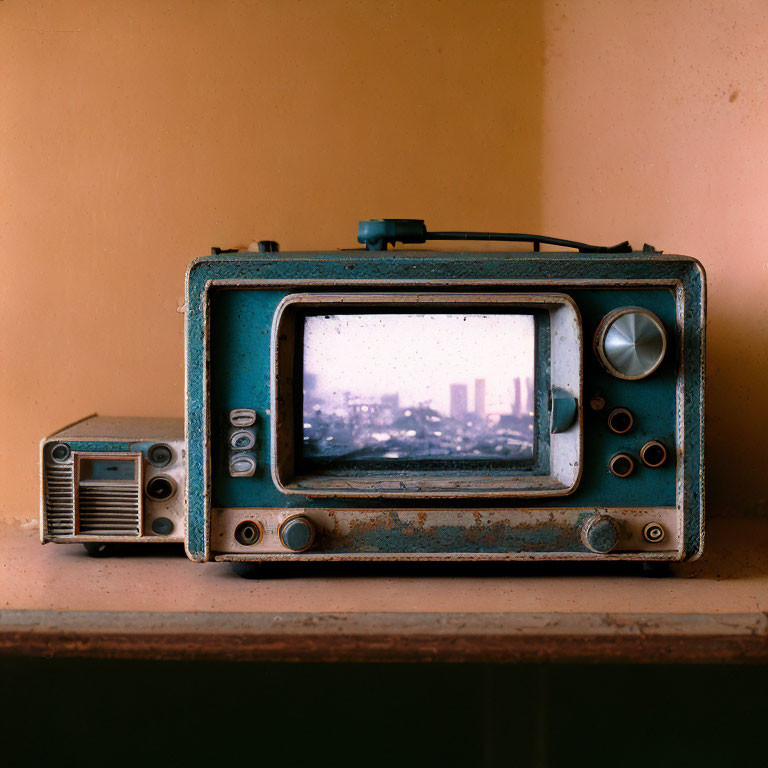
[184,250,704,565]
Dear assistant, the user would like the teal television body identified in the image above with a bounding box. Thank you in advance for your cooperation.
[184,249,704,565]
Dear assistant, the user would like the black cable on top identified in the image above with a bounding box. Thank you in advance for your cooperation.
[357,219,633,253]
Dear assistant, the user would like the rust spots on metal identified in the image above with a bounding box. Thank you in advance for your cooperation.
[326,510,581,554]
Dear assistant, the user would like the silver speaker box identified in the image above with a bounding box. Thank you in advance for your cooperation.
[40,415,185,555]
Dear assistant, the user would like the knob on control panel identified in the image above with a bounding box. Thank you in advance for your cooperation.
[278,515,316,552]
[607,407,633,434]
[229,453,257,477]
[595,307,667,380]
[234,520,263,546]
[641,440,667,468]
[230,429,256,450]
[642,522,666,543]
[609,453,635,478]
[146,475,176,501]
[147,443,172,467]
[581,515,620,554]
[51,443,71,462]
[151,516,174,535]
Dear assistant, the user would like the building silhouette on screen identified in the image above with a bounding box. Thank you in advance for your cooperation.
[526,376,534,414]
[512,377,522,417]
[474,378,486,419]
[450,383,468,420]
[302,372,534,462]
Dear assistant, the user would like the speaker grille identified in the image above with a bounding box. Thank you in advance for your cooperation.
[78,482,141,535]
[44,461,75,537]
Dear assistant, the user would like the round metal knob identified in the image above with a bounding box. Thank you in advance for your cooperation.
[581,515,620,553]
[595,308,667,380]
[278,515,316,552]
[147,443,172,467]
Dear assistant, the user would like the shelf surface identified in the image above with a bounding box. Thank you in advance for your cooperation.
[2,517,767,662]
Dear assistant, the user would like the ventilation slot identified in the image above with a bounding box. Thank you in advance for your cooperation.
[45,462,75,537]
[78,483,140,535]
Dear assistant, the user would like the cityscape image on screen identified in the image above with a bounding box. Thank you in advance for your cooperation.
[302,313,536,462]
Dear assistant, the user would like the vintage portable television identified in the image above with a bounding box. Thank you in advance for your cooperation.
[184,219,705,573]
[40,416,185,555]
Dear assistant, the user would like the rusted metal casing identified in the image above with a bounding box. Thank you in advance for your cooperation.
[184,248,705,566]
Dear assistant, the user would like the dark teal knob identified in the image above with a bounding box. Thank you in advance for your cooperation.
[151,517,174,536]
[581,515,620,553]
[550,388,578,433]
[279,516,316,552]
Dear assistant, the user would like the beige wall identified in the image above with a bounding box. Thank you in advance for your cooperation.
[1,1,765,522]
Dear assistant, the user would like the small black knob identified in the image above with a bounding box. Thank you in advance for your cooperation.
[50,443,71,462]
[258,240,279,253]
[146,476,176,501]
[147,443,172,467]
[151,517,174,535]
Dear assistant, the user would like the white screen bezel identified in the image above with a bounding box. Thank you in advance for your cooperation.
[271,292,582,498]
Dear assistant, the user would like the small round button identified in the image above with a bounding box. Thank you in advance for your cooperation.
[229,453,256,477]
[230,430,256,450]
[51,443,71,462]
[151,517,174,535]
[581,515,620,553]
[230,409,257,427]
[642,522,666,543]
[147,443,172,467]
[595,307,667,380]
[589,395,606,411]
[146,476,176,501]
[278,515,316,552]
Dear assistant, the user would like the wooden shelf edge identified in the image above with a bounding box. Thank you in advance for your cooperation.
[1,610,767,663]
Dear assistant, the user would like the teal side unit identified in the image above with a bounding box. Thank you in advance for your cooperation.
[184,250,704,564]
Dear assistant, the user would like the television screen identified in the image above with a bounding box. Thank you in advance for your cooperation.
[301,313,536,464]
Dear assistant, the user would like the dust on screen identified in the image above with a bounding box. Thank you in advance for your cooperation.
[302,314,536,463]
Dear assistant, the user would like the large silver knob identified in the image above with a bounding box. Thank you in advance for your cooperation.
[595,307,667,380]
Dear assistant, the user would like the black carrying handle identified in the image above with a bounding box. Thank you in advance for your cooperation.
[357,219,632,253]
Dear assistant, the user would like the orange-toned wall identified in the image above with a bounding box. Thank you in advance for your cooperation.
[1,1,766,523]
